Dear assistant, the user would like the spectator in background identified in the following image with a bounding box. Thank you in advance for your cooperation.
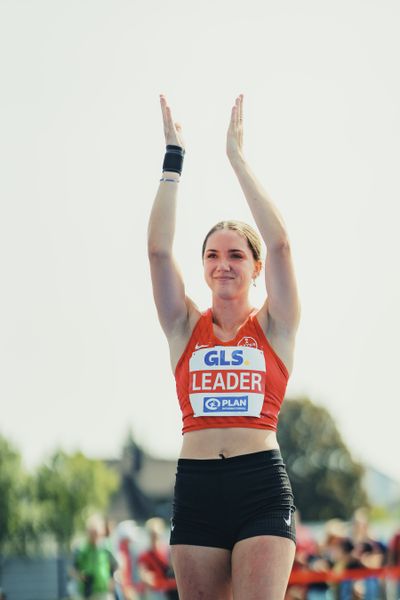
[351,507,385,563]
[286,512,318,600]
[73,514,118,600]
[114,520,143,600]
[321,519,349,565]
[104,517,124,600]
[138,518,178,600]
[388,526,400,600]
[302,519,348,600]
[306,552,333,600]
[388,527,400,566]
[332,538,362,571]
[295,511,318,563]
[352,507,386,600]
[331,538,363,600]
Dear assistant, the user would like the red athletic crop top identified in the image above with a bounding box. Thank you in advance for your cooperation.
[174,308,289,434]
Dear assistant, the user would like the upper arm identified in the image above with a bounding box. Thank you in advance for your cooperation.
[260,240,301,334]
[148,251,195,338]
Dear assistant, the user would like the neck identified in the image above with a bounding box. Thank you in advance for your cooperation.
[211,297,254,333]
[152,540,162,551]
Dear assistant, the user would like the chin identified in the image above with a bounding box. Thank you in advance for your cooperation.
[215,289,239,301]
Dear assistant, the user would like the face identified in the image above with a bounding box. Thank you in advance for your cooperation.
[203,229,261,299]
[88,527,100,544]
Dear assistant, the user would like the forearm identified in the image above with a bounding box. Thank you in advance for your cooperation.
[230,155,289,249]
[147,170,180,256]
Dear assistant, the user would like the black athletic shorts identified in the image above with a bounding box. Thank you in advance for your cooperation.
[169,448,296,550]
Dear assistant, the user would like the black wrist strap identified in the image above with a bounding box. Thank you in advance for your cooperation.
[162,145,185,175]
[166,144,185,154]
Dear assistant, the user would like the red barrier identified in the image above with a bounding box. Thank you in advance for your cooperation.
[152,576,178,591]
[289,566,400,585]
[149,566,400,591]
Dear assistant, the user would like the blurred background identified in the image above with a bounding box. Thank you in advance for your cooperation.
[1,0,399,598]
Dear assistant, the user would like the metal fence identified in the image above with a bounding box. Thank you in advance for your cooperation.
[0,556,68,600]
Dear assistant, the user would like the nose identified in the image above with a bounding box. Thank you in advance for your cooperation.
[216,259,231,272]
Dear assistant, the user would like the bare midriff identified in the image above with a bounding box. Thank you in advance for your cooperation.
[180,427,279,459]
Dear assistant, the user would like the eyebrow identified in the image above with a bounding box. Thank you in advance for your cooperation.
[205,248,245,252]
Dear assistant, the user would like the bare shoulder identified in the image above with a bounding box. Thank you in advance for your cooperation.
[256,301,298,376]
[167,297,202,372]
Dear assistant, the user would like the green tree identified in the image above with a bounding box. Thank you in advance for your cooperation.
[11,474,48,555]
[278,397,368,520]
[0,434,25,553]
[0,433,46,581]
[36,450,119,550]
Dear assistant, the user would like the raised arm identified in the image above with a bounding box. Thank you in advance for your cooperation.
[227,94,301,335]
[147,95,196,339]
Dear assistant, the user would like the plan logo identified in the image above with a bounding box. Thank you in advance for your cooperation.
[204,397,221,411]
[203,396,249,412]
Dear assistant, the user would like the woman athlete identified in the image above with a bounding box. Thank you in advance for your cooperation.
[148,93,301,600]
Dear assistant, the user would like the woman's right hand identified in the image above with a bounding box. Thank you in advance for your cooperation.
[160,94,185,149]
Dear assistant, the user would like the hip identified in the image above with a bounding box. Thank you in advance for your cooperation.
[174,448,295,512]
[180,427,279,459]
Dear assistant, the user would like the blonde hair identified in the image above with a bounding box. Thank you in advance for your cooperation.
[145,517,165,536]
[86,513,105,535]
[201,220,262,262]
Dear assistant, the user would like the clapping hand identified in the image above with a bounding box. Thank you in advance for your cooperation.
[227,94,245,163]
[159,94,185,150]
[159,93,245,162]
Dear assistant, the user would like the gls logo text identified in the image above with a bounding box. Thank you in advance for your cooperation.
[204,349,244,367]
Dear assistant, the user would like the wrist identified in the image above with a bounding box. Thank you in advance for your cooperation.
[228,152,246,170]
[161,170,180,178]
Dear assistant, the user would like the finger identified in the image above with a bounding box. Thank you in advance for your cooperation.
[164,104,176,134]
[160,95,174,129]
[230,105,236,125]
[231,104,237,129]
[236,96,242,126]
[239,94,243,124]
[166,106,174,124]
[235,98,240,127]
[160,95,169,128]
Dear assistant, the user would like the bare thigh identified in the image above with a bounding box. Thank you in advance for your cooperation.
[231,535,296,600]
[171,544,232,600]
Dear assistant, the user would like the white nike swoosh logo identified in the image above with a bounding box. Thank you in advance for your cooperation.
[284,512,292,526]
[195,343,209,350]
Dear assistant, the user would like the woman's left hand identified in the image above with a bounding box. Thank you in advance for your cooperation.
[226,94,245,163]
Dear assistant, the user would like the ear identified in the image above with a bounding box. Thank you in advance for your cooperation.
[253,259,262,279]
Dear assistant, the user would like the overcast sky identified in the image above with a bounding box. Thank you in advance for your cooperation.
[1,0,399,483]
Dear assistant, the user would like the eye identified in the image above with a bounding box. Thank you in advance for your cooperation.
[231,253,244,259]
[206,252,217,259]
